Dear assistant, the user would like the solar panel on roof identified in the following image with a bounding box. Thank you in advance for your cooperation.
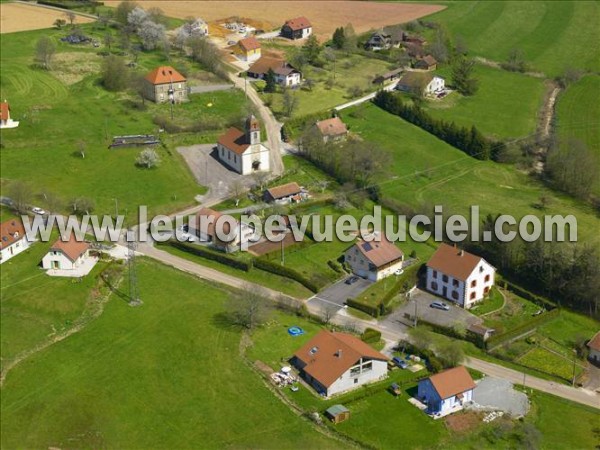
[363,242,373,252]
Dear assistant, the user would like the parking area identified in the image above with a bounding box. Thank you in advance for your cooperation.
[307,276,373,313]
[469,377,530,418]
[395,288,482,328]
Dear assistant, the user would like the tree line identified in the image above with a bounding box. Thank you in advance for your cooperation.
[373,90,495,160]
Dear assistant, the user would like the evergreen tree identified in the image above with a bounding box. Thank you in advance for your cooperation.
[302,35,321,64]
[451,55,479,96]
[332,27,346,49]
[264,68,277,93]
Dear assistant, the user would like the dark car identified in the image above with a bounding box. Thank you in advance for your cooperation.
[392,357,408,369]
[345,276,359,285]
[430,301,450,311]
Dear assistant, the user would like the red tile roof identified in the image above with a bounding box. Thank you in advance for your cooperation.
[247,56,298,77]
[284,16,312,31]
[145,66,186,85]
[0,218,25,250]
[238,36,261,52]
[217,127,250,155]
[266,182,302,200]
[50,236,90,262]
[294,330,388,387]
[196,207,236,238]
[588,331,600,352]
[0,102,10,121]
[354,236,403,268]
[427,366,476,399]
[315,117,348,137]
[427,243,488,281]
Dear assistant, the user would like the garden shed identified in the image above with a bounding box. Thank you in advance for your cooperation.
[325,404,350,424]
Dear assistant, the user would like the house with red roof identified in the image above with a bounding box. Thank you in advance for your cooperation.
[417,366,476,416]
[426,243,496,308]
[344,233,404,281]
[281,16,312,40]
[143,66,188,103]
[216,115,270,175]
[42,236,97,276]
[190,207,256,252]
[0,218,33,264]
[235,36,261,62]
[291,329,388,396]
[0,101,19,129]
[314,117,349,143]
[587,331,600,365]
[247,56,302,87]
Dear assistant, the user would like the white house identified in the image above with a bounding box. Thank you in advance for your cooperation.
[0,101,19,129]
[247,57,302,87]
[426,243,496,309]
[42,236,97,276]
[291,330,388,397]
[345,235,404,282]
[281,17,312,40]
[216,115,270,175]
[190,207,256,252]
[396,72,445,97]
[417,366,476,416]
[0,219,33,264]
[587,331,600,365]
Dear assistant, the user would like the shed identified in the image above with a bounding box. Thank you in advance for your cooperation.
[325,404,350,423]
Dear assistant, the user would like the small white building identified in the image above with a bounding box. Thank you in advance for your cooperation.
[264,182,305,204]
[247,57,302,87]
[396,72,445,97]
[345,235,404,282]
[42,236,97,276]
[0,101,19,129]
[190,207,256,252]
[216,115,270,175]
[426,243,496,309]
[587,331,600,365]
[291,330,388,397]
[417,366,476,416]
[0,219,33,264]
[281,17,312,40]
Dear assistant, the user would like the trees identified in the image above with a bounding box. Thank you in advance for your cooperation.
[409,327,434,351]
[115,0,138,25]
[289,49,308,73]
[188,36,227,79]
[302,35,321,65]
[70,197,95,216]
[65,11,76,27]
[7,181,34,214]
[428,27,450,63]
[282,88,299,117]
[228,181,247,207]
[546,138,599,199]
[138,21,166,50]
[451,55,478,96]
[332,27,345,49]
[101,55,129,91]
[438,341,465,367]
[342,23,357,53]
[136,148,161,168]
[103,32,114,51]
[502,48,528,73]
[130,74,147,105]
[127,6,149,30]
[303,78,315,92]
[264,68,277,93]
[35,36,56,70]
[322,47,337,80]
[54,18,66,29]
[226,287,271,330]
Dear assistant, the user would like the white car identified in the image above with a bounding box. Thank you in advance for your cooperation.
[31,207,46,215]
[394,269,404,276]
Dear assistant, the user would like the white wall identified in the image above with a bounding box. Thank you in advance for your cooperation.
[327,358,387,396]
[42,251,76,270]
[425,77,445,95]
[0,237,31,264]
[240,144,270,175]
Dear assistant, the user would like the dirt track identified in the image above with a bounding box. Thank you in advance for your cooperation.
[1,2,93,34]
[104,1,445,39]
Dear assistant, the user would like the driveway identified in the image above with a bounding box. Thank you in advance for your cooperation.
[393,288,482,329]
[469,377,530,418]
[177,144,257,199]
[189,84,234,94]
[307,276,373,312]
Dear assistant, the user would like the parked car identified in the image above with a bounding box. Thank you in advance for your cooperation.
[392,357,409,369]
[31,207,46,215]
[345,276,359,285]
[430,301,450,311]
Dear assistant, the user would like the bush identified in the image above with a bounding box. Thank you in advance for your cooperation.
[486,309,561,350]
[165,240,252,271]
[327,259,343,273]
[253,258,319,293]
[361,328,382,344]
[345,298,379,317]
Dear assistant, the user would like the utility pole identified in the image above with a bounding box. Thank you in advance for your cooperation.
[571,355,577,386]
[281,234,285,266]
[127,229,142,307]
[168,70,175,121]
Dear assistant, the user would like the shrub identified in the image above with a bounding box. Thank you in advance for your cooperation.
[345,298,379,317]
[135,148,161,168]
[327,259,343,273]
[361,328,382,344]
[165,240,253,271]
[253,258,319,293]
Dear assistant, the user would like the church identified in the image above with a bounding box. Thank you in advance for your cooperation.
[216,115,271,175]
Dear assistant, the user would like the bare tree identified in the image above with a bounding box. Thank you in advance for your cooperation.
[228,180,247,207]
[70,197,95,216]
[130,73,147,105]
[322,305,338,325]
[35,36,56,70]
[54,18,66,29]
[226,286,272,329]
[65,11,76,27]
[408,327,433,350]
[252,171,270,191]
[437,341,465,367]
[8,181,34,214]
[103,32,114,51]
[282,88,299,117]
[138,20,166,51]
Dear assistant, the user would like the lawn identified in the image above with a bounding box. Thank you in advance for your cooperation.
[0,233,109,372]
[341,103,600,247]
[517,346,582,381]
[537,309,599,348]
[0,259,340,449]
[0,26,245,222]
[426,1,600,77]
[423,64,545,139]
[482,290,540,333]
[470,286,504,316]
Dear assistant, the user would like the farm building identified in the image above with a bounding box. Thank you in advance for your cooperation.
[0,101,19,129]
[364,29,403,51]
[426,243,496,309]
[41,236,97,276]
[190,208,256,253]
[291,329,388,397]
[325,405,350,424]
[587,331,600,365]
[396,72,445,97]
[281,16,312,40]
[235,36,261,62]
[414,55,438,71]
[144,66,188,104]
[373,68,404,85]
[417,366,476,416]
[216,115,270,175]
[314,117,348,143]
[247,57,302,87]
[0,219,33,264]
[344,234,404,281]
[264,182,305,204]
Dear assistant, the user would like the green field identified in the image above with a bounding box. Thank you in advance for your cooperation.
[0,26,245,221]
[427,1,600,77]
[0,235,110,371]
[341,103,600,246]
[423,64,545,139]
[0,259,340,449]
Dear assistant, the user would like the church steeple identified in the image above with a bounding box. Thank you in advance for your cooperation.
[245,114,260,145]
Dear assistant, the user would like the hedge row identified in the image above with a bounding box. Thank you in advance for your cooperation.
[486,308,561,350]
[38,0,103,9]
[361,328,382,344]
[417,319,486,349]
[253,258,320,293]
[346,298,380,317]
[167,240,252,272]
[500,279,557,310]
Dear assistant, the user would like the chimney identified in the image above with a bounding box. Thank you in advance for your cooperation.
[459,250,464,257]
[336,349,342,358]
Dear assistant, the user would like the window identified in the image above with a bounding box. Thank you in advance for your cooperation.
[485,274,490,283]
[484,286,490,295]
[452,291,459,300]
[234,155,237,163]
[452,279,459,287]
[479,266,484,273]
[470,292,476,300]
[354,379,359,384]
[362,362,372,372]
[471,280,477,288]
[431,281,438,290]
[442,275,448,282]
[432,270,438,278]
